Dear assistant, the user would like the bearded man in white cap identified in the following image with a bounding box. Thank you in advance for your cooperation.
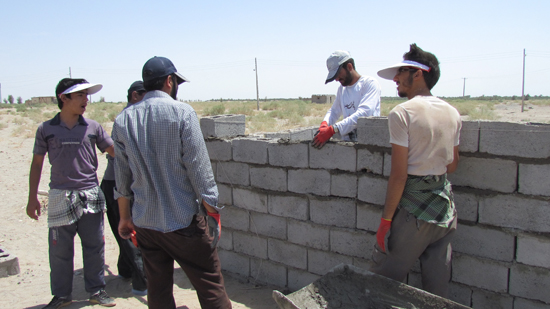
[312,50,381,148]
[371,44,461,298]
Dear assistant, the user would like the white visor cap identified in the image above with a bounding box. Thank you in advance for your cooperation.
[61,82,103,95]
[377,60,431,80]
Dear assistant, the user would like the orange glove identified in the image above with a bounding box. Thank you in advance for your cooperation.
[130,231,138,248]
[319,121,329,130]
[376,218,392,252]
[312,125,335,149]
[207,211,221,248]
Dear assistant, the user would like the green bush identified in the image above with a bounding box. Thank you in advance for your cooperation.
[204,104,226,116]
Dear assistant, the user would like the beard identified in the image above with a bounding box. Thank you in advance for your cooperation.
[340,68,353,87]
[170,75,179,100]
[397,74,415,98]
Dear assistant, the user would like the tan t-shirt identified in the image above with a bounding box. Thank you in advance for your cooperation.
[388,96,461,176]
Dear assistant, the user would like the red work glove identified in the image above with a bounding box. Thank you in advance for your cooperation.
[207,211,221,248]
[312,125,335,149]
[376,218,392,252]
[130,230,138,248]
[319,121,329,130]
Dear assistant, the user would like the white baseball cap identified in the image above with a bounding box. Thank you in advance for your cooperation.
[60,82,103,95]
[377,60,431,80]
[325,50,351,84]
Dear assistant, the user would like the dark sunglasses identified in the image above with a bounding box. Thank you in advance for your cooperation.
[397,67,419,74]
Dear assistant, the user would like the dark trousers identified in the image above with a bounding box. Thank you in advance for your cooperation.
[100,180,147,291]
[371,208,457,298]
[135,215,231,309]
[49,212,105,297]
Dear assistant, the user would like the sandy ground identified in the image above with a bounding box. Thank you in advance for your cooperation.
[0,115,278,309]
[0,101,546,309]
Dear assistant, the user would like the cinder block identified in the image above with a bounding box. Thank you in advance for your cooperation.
[357,175,387,205]
[447,157,517,193]
[268,239,307,270]
[288,268,321,292]
[288,169,331,196]
[310,197,356,229]
[352,257,375,271]
[268,142,308,168]
[330,228,374,259]
[308,249,353,275]
[459,121,480,153]
[0,247,19,277]
[200,114,245,138]
[309,143,357,172]
[448,282,473,307]
[233,187,267,213]
[519,164,550,196]
[218,183,232,206]
[205,139,232,161]
[517,233,550,269]
[263,132,290,139]
[452,224,515,262]
[510,264,550,303]
[357,148,383,175]
[249,212,287,240]
[268,194,309,220]
[289,128,314,141]
[479,195,550,232]
[216,161,249,186]
[218,229,233,250]
[356,117,390,147]
[250,166,287,191]
[514,297,550,309]
[287,219,329,250]
[331,173,357,198]
[232,138,268,164]
[357,202,382,232]
[250,258,287,288]
[218,249,249,277]
[452,254,509,293]
[233,231,267,259]
[383,153,391,177]
[453,191,478,223]
[479,121,550,158]
[222,206,249,231]
[471,289,513,309]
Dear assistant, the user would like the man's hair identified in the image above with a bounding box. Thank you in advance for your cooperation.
[342,58,355,71]
[143,75,170,92]
[403,44,440,89]
[55,78,88,109]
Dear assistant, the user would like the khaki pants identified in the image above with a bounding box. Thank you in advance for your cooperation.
[370,208,457,298]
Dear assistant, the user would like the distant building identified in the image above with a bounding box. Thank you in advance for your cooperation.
[24,96,57,105]
[311,94,335,104]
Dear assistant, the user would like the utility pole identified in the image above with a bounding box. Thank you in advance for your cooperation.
[0,83,2,103]
[462,78,467,97]
[255,58,259,110]
[521,49,526,113]
[69,67,72,78]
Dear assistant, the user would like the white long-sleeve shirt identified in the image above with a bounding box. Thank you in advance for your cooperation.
[323,76,381,137]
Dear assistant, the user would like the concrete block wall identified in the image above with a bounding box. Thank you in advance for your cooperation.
[204,117,550,308]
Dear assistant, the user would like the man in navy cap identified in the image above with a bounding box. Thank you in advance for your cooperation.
[313,50,382,148]
[100,80,148,296]
[112,57,231,309]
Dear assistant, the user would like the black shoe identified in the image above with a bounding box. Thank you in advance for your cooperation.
[42,296,72,309]
[89,289,116,307]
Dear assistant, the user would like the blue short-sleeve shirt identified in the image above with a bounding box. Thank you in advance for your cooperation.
[33,113,113,190]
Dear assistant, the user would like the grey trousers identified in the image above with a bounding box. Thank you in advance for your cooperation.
[49,212,106,298]
[370,208,457,298]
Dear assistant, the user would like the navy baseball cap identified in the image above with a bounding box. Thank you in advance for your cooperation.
[142,56,189,84]
[127,81,145,97]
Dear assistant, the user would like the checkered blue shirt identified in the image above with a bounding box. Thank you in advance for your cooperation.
[112,91,219,233]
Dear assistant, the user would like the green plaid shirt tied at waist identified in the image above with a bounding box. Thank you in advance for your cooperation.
[399,174,456,228]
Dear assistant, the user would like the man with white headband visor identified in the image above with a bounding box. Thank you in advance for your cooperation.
[370,44,461,298]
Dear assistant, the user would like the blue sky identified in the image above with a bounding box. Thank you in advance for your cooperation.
[1,0,549,102]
